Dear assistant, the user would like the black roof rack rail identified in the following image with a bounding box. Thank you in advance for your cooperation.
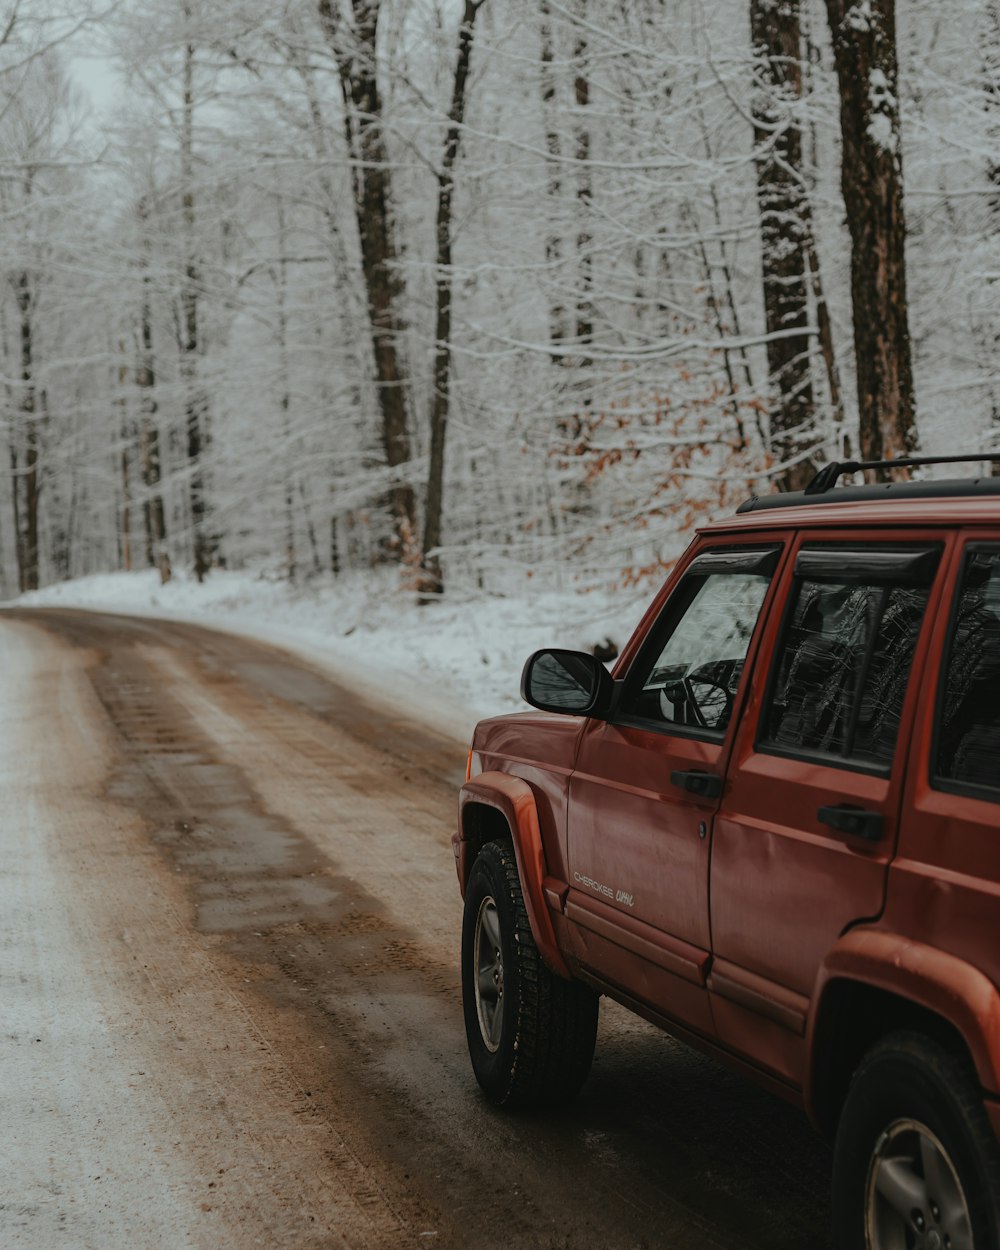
[804,455,1000,495]
[737,455,1000,515]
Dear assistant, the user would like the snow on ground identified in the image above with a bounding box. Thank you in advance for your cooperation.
[14,569,657,742]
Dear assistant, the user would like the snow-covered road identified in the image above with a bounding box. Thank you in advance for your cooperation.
[1,609,830,1249]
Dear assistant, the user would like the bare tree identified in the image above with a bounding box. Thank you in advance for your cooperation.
[10,263,40,590]
[539,1,566,352]
[318,0,417,560]
[985,1,1000,464]
[136,194,170,582]
[825,0,918,466]
[0,51,80,591]
[419,0,487,598]
[178,16,213,579]
[750,0,818,489]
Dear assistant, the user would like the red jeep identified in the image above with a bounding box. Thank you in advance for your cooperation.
[454,456,1000,1249]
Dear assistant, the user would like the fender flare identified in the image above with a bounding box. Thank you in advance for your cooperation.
[454,771,571,980]
[806,928,1000,1112]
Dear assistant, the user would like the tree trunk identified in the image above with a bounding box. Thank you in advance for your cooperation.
[565,6,594,511]
[987,1,1000,218]
[751,0,817,490]
[539,1,565,352]
[13,270,39,593]
[141,420,170,583]
[318,0,418,560]
[298,480,322,576]
[275,198,296,584]
[138,335,170,583]
[574,14,592,357]
[59,409,80,583]
[118,351,133,572]
[983,3,1000,469]
[137,196,171,583]
[419,0,485,598]
[120,445,132,572]
[180,26,212,580]
[330,514,341,578]
[825,0,918,468]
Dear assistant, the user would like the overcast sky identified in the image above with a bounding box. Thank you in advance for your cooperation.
[68,52,120,118]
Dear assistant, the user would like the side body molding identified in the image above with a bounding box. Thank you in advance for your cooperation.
[807,928,1000,1108]
[455,771,571,980]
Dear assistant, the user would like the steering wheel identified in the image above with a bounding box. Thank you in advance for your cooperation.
[661,674,733,729]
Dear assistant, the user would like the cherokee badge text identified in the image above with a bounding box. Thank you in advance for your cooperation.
[574,871,634,908]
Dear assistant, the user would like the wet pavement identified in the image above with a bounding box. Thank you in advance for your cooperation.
[2,608,831,1249]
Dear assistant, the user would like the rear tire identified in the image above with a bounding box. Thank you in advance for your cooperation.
[461,839,598,1109]
[832,1030,1000,1249]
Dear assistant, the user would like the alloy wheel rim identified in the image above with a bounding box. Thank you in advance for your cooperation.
[865,1118,973,1250]
[473,895,504,1053]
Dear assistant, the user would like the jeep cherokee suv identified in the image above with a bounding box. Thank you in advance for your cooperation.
[453,456,1000,1249]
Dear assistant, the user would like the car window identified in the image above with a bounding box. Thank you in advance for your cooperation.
[935,548,1000,799]
[619,556,776,735]
[759,548,938,770]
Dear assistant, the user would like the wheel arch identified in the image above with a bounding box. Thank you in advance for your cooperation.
[806,929,1000,1139]
[455,772,571,980]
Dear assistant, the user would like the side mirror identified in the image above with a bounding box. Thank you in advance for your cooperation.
[520,649,613,718]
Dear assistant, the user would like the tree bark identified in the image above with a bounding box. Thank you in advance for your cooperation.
[118,351,133,572]
[574,17,592,356]
[418,0,485,598]
[136,195,170,583]
[275,197,296,584]
[751,0,818,490]
[120,446,132,571]
[987,1,1000,218]
[318,0,418,560]
[180,26,212,580]
[13,269,39,592]
[825,0,918,468]
[539,1,565,352]
[984,2,1000,469]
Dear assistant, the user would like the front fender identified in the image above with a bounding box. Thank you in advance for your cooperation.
[807,929,1000,1109]
[455,771,571,980]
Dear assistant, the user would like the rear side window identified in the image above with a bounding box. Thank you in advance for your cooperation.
[759,547,939,771]
[935,548,1000,798]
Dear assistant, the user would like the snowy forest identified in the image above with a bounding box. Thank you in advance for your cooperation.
[0,0,997,602]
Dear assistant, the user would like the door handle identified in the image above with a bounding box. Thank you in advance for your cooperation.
[670,769,723,799]
[817,804,884,842]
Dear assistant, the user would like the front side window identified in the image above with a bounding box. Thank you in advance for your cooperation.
[760,548,938,770]
[936,549,1000,797]
[620,554,776,734]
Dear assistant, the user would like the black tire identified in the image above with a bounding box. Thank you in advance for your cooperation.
[461,839,598,1110]
[832,1030,1000,1250]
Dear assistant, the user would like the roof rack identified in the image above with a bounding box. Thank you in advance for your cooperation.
[737,455,1000,514]
[804,455,1000,495]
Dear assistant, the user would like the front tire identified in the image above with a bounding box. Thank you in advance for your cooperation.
[461,839,598,1109]
[832,1031,1000,1249]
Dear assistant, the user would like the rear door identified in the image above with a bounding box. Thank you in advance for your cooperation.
[709,531,950,1082]
[566,540,787,1034]
[889,532,1000,988]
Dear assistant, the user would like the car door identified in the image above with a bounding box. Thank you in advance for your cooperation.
[889,532,1000,986]
[565,540,787,1035]
[709,531,950,1083]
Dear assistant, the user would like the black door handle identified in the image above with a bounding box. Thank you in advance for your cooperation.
[818,804,884,842]
[670,769,723,799]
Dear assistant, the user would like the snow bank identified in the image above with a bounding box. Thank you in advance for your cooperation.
[14,569,655,742]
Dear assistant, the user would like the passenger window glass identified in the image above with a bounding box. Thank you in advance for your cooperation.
[761,568,932,768]
[936,550,1000,795]
[622,571,771,733]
